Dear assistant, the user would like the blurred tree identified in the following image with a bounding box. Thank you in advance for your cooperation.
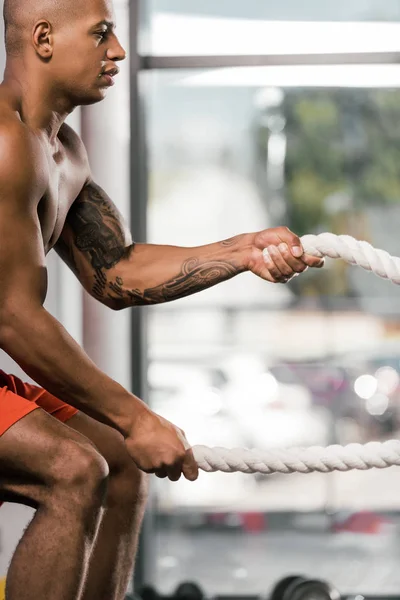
[283,89,400,237]
[256,88,400,298]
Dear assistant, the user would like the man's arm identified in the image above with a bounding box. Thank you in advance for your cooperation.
[0,127,142,436]
[0,124,199,481]
[56,180,324,310]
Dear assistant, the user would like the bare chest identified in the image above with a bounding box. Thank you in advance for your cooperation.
[38,149,86,254]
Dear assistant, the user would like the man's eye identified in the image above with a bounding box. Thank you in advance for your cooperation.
[96,31,107,40]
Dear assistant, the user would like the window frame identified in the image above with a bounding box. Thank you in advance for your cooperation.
[129,0,400,590]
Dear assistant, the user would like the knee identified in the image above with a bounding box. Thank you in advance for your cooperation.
[50,439,110,509]
[107,453,149,510]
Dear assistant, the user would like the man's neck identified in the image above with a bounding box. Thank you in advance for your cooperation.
[3,59,76,143]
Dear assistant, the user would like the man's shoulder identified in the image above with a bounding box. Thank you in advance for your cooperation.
[0,92,41,156]
[0,116,38,169]
[0,112,46,198]
[0,111,31,147]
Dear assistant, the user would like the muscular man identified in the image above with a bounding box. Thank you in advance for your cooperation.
[0,0,324,598]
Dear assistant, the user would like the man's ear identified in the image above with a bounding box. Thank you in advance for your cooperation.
[32,20,54,59]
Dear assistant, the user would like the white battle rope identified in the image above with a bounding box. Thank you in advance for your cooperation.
[192,441,400,474]
[191,233,400,475]
[299,232,400,284]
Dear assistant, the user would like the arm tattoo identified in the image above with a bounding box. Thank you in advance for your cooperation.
[105,258,238,306]
[59,182,240,307]
[221,237,238,247]
[55,236,80,277]
[66,181,129,271]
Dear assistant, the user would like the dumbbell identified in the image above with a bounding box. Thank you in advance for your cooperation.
[139,582,205,600]
[270,576,307,600]
[270,576,340,600]
[288,579,340,600]
[174,582,205,600]
[139,586,162,600]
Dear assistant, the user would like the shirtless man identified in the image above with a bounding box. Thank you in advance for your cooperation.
[0,0,324,598]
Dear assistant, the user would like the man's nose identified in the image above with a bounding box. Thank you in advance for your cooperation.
[107,37,126,62]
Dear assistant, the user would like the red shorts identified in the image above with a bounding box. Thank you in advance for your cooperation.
[0,370,79,437]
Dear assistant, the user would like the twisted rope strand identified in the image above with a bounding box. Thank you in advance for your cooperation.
[192,441,400,474]
[300,233,400,284]
[191,234,400,475]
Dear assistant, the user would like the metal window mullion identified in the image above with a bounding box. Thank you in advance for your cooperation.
[130,0,153,593]
[141,51,400,70]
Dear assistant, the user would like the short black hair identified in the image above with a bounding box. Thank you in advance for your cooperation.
[3,0,81,56]
[3,0,25,55]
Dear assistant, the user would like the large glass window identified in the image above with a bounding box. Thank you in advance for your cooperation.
[147,1,400,56]
[146,67,400,596]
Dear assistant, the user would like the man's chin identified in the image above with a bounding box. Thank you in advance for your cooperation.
[76,89,109,106]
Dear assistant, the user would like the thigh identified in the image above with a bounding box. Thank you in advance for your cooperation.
[0,370,78,436]
[0,408,95,508]
[65,412,129,475]
[8,372,78,424]
[65,412,148,502]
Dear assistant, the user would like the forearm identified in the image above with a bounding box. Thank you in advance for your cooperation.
[105,234,253,308]
[0,305,147,436]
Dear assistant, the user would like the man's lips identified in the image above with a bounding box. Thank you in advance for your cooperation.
[100,73,115,86]
[99,67,120,86]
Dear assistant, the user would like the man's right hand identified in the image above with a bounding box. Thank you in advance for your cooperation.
[125,408,199,482]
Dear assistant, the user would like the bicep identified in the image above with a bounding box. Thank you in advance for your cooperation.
[55,181,132,292]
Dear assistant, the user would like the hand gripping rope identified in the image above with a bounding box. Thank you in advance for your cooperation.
[192,233,400,475]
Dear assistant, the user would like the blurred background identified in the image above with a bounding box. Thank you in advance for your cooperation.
[3,0,400,597]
